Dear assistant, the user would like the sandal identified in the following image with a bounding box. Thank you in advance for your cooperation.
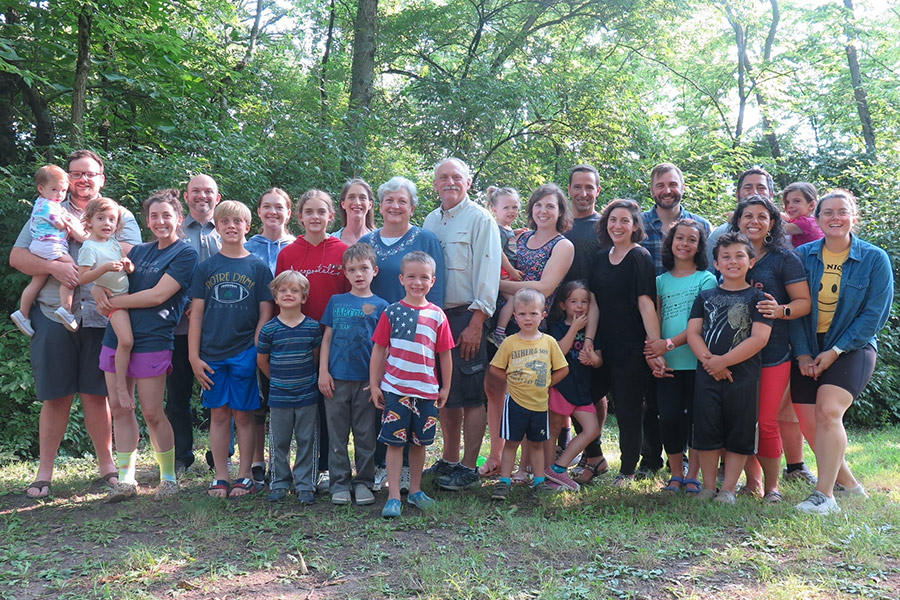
[208,479,230,498]
[682,478,702,495]
[229,477,261,498]
[26,480,52,499]
[577,457,609,484]
[662,476,684,492]
[763,489,784,504]
[96,472,119,490]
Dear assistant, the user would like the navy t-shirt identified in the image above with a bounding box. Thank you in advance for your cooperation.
[689,286,771,382]
[548,319,593,407]
[320,292,389,381]
[563,214,601,284]
[257,317,322,408]
[745,249,806,366]
[103,240,198,352]
[191,253,274,362]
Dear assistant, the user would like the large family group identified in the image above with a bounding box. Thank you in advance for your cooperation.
[11,151,893,518]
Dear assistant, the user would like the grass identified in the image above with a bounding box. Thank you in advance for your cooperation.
[0,423,898,599]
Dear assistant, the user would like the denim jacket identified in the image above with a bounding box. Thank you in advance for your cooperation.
[789,235,893,356]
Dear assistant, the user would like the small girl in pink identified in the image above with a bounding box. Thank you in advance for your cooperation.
[781,182,824,248]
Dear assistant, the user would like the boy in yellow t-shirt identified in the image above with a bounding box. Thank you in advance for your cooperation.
[489,288,569,501]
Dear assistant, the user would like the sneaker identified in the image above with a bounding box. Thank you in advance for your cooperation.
[54,307,78,332]
[381,498,402,518]
[763,489,784,504]
[10,310,34,337]
[297,491,316,505]
[354,484,375,505]
[714,490,737,504]
[408,490,436,510]
[373,466,388,491]
[796,490,841,514]
[251,464,266,486]
[316,472,331,494]
[437,465,480,491]
[634,466,659,481]
[611,474,634,487]
[784,465,818,485]
[153,480,179,500]
[268,488,287,502]
[332,490,351,505]
[423,459,456,478]
[487,330,506,348]
[399,466,410,494]
[695,488,717,501]
[491,481,511,501]
[532,481,557,495]
[544,467,580,491]
[106,481,138,503]
[834,483,869,498]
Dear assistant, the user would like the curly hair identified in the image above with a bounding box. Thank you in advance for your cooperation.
[595,199,645,248]
[729,194,788,253]
[661,219,709,271]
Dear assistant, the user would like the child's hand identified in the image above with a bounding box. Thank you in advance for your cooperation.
[701,353,728,376]
[190,358,215,390]
[644,338,668,359]
[121,257,135,274]
[116,389,136,411]
[508,268,524,282]
[437,386,450,409]
[104,260,124,273]
[318,372,335,399]
[579,346,601,367]
[513,227,528,238]
[646,355,673,378]
[710,367,733,382]
[796,354,815,378]
[370,386,385,409]
[570,314,588,332]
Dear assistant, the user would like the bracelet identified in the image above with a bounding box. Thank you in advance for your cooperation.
[585,337,593,341]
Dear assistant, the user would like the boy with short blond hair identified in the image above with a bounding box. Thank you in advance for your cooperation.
[319,243,389,506]
[370,251,454,518]
[189,200,274,499]
[489,288,569,501]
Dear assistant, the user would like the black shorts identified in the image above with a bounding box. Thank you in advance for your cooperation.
[501,395,549,443]
[31,307,107,401]
[791,344,876,404]
[444,306,487,410]
[691,370,759,455]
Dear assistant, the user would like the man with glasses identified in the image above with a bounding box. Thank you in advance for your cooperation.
[10,150,141,498]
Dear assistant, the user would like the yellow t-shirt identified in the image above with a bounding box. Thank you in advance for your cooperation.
[490,333,568,412]
[817,246,850,334]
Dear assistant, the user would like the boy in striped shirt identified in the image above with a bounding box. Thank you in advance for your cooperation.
[370,251,454,518]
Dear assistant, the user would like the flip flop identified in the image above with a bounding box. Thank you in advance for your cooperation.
[26,480,52,498]
[208,479,230,498]
[228,477,261,499]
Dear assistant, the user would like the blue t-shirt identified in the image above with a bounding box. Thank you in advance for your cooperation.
[745,249,806,367]
[548,319,593,407]
[191,253,274,362]
[358,227,446,305]
[257,316,322,408]
[657,270,718,370]
[320,292,389,381]
[102,240,198,353]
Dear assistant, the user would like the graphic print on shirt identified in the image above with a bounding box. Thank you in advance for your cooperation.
[206,271,254,304]
[507,348,551,388]
[703,294,752,351]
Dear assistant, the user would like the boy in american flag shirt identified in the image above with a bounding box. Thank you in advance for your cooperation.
[370,251,454,518]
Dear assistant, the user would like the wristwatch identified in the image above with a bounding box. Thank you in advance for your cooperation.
[782,305,792,318]
[665,338,675,351]
[833,346,846,356]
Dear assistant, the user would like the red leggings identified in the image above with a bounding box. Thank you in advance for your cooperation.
[757,362,791,459]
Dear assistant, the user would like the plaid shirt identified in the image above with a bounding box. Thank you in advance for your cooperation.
[640,205,712,275]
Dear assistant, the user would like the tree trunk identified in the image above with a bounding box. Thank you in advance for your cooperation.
[0,72,19,166]
[71,3,94,146]
[342,0,378,176]
[843,0,876,159]
[19,79,56,152]
[319,0,336,120]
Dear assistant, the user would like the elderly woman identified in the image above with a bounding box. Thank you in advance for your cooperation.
[359,176,445,306]
[790,189,893,514]
[332,178,376,246]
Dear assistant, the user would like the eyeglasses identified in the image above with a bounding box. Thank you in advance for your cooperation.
[820,209,852,218]
[68,171,101,180]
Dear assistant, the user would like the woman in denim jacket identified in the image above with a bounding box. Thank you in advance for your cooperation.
[789,189,893,514]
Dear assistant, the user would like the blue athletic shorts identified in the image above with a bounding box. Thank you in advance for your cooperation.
[377,392,439,447]
[201,346,261,412]
[501,395,549,443]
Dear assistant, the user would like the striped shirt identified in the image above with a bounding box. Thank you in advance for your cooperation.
[257,316,323,408]
[372,301,455,400]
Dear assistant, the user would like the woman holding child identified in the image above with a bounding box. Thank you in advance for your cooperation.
[790,189,893,514]
[729,195,811,503]
[92,189,199,502]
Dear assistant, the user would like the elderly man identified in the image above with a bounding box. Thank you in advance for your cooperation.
[10,150,141,498]
[423,157,501,491]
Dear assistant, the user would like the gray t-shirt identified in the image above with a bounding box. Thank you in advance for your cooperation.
[14,200,142,327]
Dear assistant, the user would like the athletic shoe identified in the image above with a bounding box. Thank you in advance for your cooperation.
[354,484,375,505]
[332,490,351,505]
[373,466,388,491]
[544,467,580,491]
[611,474,634,488]
[487,331,506,348]
[834,483,868,498]
[796,490,841,514]
[297,491,316,505]
[316,472,330,494]
[407,490,436,510]
[10,310,34,337]
[251,464,266,486]
[784,466,818,485]
[399,466,410,494]
[54,306,78,332]
[174,461,191,478]
[694,488,717,501]
[382,498,402,518]
[532,481,557,495]
[491,481,511,501]
[423,459,456,478]
[437,465,480,491]
[153,480,179,500]
[714,490,737,504]
[268,488,287,502]
[106,482,137,503]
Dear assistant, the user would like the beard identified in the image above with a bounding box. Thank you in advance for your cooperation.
[654,191,682,210]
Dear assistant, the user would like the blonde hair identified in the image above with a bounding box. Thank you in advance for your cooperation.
[214,200,252,224]
[269,270,310,299]
[83,197,125,234]
[35,164,67,188]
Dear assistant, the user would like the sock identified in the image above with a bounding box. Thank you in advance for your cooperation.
[533,476,546,485]
[117,450,138,485]
[551,463,566,474]
[252,461,266,469]
[156,447,176,482]
[500,477,512,485]
[494,326,506,337]
[786,462,804,472]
